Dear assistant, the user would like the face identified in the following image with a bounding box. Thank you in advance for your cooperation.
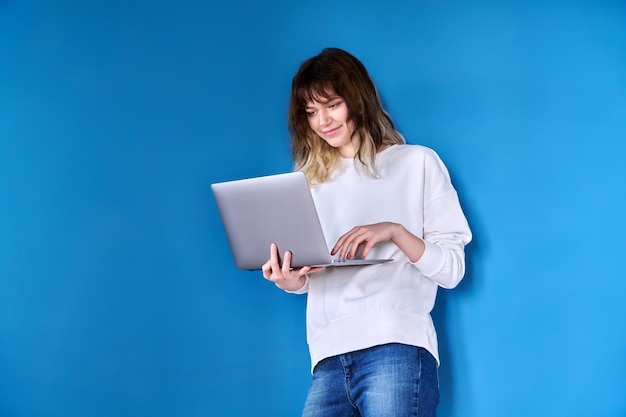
[305,94,357,158]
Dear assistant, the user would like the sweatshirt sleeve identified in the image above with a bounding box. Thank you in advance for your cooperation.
[411,150,472,289]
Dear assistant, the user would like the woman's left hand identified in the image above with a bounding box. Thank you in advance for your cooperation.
[332,222,427,263]
[331,222,401,261]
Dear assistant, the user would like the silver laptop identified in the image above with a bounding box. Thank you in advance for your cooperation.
[211,172,393,270]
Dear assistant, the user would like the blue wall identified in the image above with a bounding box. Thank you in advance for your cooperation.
[1,1,625,416]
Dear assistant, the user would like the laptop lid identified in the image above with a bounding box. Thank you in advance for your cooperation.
[211,172,392,270]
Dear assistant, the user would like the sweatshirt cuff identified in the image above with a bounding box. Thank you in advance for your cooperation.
[411,241,445,277]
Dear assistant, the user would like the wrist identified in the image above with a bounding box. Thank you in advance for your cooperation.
[278,275,306,292]
[389,223,426,263]
[390,222,405,242]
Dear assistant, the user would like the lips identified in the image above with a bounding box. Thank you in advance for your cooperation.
[322,126,341,137]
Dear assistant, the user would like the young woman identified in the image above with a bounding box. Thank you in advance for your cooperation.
[261,48,472,417]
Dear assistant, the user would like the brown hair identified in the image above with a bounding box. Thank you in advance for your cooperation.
[288,48,405,184]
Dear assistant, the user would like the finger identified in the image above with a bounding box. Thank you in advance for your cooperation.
[343,230,369,260]
[261,260,271,278]
[348,241,366,260]
[334,234,356,260]
[298,265,317,275]
[357,241,373,259]
[303,265,326,275]
[281,251,292,275]
[339,243,353,261]
[269,243,282,272]
[354,230,376,257]
[330,237,344,256]
[339,236,359,260]
[347,239,365,260]
[331,227,358,256]
[355,229,385,259]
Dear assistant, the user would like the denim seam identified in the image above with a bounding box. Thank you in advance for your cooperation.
[341,354,359,412]
[416,347,424,417]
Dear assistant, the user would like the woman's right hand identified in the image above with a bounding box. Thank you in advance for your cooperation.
[261,243,324,291]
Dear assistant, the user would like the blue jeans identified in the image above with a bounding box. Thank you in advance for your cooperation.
[302,343,439,417]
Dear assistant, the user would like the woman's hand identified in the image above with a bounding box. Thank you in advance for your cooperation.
[332,222,426,263]
[262,243,324,291]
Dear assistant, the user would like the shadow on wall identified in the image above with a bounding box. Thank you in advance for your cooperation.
[431,181,486,417]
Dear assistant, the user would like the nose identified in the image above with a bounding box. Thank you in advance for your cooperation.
[318,109,331,126]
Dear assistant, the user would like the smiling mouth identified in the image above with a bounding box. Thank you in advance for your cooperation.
[323,126,341,136]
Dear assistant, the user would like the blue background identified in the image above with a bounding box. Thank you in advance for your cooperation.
[1,1,625,416]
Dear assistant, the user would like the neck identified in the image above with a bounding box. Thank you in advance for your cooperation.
[340,143,389,159]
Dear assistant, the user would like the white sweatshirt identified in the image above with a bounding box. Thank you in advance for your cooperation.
[291,144,472,372]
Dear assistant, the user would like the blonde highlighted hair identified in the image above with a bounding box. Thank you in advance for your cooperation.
[288,48,405,184]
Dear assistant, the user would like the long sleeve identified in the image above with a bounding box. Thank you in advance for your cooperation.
[411,149,472,289]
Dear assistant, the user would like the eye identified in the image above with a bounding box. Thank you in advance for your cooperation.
[328,100,342,110]
[305,110,317,116]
